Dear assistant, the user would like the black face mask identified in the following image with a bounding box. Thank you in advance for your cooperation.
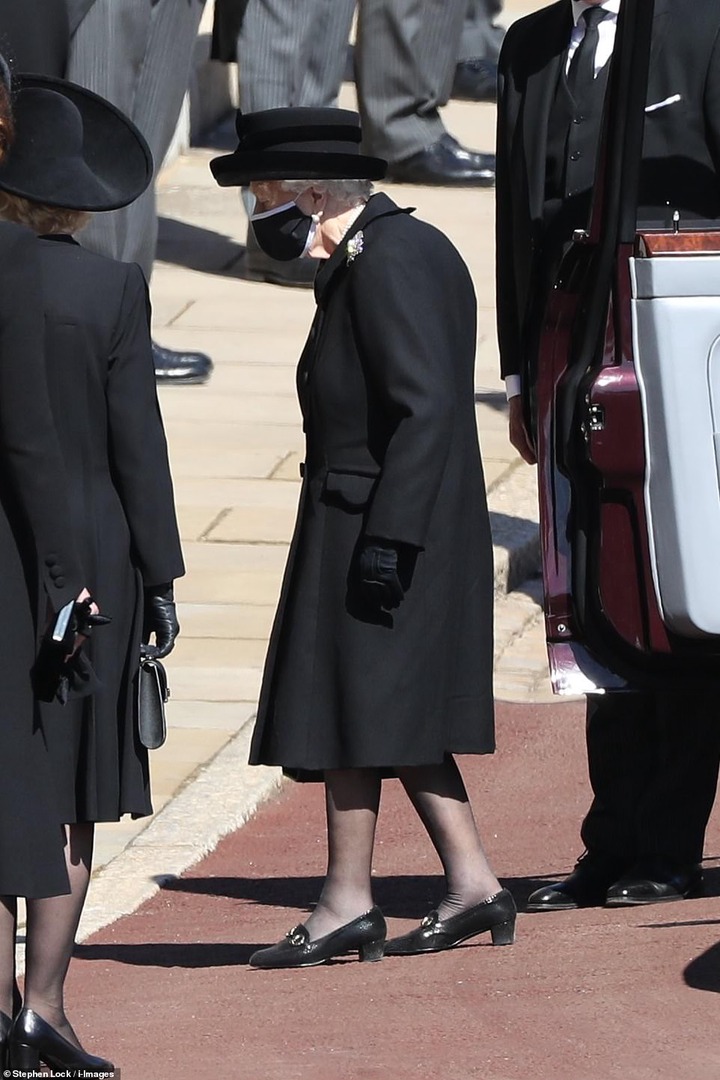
[250,200,317,261]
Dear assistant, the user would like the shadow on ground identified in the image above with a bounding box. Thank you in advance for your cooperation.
[157,216,246,277]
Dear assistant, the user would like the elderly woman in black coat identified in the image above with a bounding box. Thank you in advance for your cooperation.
[212,107,515,968]
[0,74,184,1072]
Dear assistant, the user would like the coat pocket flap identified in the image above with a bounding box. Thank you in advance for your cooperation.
[323,469,378,508]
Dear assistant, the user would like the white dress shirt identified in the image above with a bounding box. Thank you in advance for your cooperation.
[505,0,620,401]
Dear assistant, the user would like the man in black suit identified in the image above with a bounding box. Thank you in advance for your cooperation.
[496,0,720,910]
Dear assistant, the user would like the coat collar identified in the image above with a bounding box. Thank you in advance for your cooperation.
[313,192,413,304]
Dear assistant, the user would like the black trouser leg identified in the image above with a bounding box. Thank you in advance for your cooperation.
[634,690,720,865]
[580,691,657,865]
[580,689,720,868]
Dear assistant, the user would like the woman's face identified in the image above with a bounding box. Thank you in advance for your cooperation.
[251,180,297,214]
[249,180,321,217]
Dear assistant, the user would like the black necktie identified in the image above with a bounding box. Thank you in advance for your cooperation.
[567,7,608,99]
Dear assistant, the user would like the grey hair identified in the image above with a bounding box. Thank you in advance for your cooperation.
[280,178,374,205]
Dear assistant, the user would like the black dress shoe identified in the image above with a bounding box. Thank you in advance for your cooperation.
[0,1010,12,1072]
[244,229,316,289]
[526,853,628,912]
[384,889,517,956]
[387,134,495,187]
[9,1008,114,1074]
[605,860,703,907]
[152,341,213,385]
[249,907,386,969]
[452,58,498,102]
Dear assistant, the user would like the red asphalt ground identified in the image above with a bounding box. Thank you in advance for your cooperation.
[62,701,720,1080]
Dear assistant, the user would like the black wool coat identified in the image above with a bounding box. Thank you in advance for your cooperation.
[0,223,85,898]
[0,0,70,76]
[496,0,720,380]
[250,194,495,775]
[36,236,185,823]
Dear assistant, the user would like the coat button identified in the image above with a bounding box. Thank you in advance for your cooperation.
[54,576,66,588]
[570,150,582,161]
[45,554,58,566]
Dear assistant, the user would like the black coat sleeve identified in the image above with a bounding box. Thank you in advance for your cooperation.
[495,28,524,380]
[106,264,185,587]
[0,225,84,611]
[349,227,471,549]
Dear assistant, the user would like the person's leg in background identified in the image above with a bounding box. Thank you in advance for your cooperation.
[235,0,355,287]
[67,0,212,384]
[354,0,496,186]
[452,0,505,102]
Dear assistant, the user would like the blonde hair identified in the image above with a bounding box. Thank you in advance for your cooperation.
[0,191,91,235]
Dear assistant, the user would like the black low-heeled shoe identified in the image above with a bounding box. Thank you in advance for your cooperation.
[249,906,387,969]
[384,888,517,956]
[9,1008,115,1075]
[0,1010,12,1072]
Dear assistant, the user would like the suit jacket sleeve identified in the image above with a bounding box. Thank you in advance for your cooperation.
[349,230,468,549]
[705,24,720,173]
[106,264,185,587]
[0,225,84,611]
[495,29,524,380]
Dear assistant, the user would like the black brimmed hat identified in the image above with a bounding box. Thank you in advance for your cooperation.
[210,107,387,186]
[0,73,152,211]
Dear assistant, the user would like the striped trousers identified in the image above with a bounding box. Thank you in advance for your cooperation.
[67,0,205,279]
[237,0,468,164]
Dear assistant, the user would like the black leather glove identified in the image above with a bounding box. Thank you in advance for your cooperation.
[141,583,179,660]
[358,540,405,610]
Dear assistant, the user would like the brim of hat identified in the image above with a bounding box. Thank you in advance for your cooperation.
[0,73,153,211]
[210,150,387,186]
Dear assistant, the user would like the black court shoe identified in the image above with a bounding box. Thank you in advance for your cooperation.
[0,1010,12,1072]
[384,889,517,956]
[249,907,387,969]
[9,1008,115,1075]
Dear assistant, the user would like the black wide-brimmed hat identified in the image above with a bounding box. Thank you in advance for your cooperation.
[0,73,153,211]
[210,107,387,186]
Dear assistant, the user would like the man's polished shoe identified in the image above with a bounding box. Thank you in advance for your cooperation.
[387,133,495,187]
[526,854,628,912]
[244,229,316,289]
[249,907,386,969]
[605,860,703,907]
[452,58,498,102]
[152,341,213,385]
[384,889,516,956]
[8,1008,114,1074]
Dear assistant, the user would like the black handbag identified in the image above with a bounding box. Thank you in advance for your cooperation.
[137,658,169,750]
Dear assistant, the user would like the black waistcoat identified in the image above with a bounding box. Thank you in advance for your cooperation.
[542,58,610,262]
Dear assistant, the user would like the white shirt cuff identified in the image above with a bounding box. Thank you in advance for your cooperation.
[504,375,522,400]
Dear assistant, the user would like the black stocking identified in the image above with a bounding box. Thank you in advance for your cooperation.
[23,823,94,1049]
[397,757,501,920]
[0,896,17,1018]
[305,768,382,940]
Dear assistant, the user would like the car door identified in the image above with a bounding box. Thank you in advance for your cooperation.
[536,0,720,693]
